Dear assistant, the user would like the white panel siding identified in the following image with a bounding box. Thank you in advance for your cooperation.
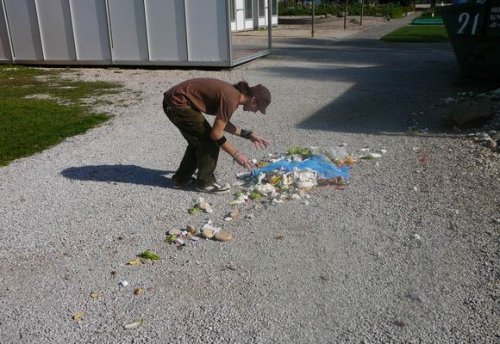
[69,0,111,62]
[35,0,76,61]
[144,0,187,61]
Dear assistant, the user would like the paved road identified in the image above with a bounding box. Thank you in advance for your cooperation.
[0,17,498,343]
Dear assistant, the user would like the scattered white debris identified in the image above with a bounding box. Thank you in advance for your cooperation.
[175,237,186,245]
[124,319,144,329]
[230,193,249,205]
[271,198,284,205]
[236,172,251,179]
[201,223,220,232]
[214,230,232,242]
[196,197,213,213]
[168,228,181,236]
[227,146,356,209]
[293,171,317,189]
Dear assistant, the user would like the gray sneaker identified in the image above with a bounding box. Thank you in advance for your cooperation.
[196,182,231,194]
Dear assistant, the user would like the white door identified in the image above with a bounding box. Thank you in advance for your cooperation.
[235,0,244,31]
[230,0,235,31]
[244,0,253,30]
[258,0,268,27]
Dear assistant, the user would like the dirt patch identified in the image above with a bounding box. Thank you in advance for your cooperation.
[275,15,390,38]
[232,15,393,48]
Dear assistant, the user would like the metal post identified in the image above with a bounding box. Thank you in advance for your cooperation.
[311,0,315,37]
[344,0,348,30]
[268,0,272,50]
[360,0,364,26]
[227,0,233,65]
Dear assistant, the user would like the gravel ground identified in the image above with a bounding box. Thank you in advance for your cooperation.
[0,17,499,344]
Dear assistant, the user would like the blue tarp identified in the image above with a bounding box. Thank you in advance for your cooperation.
[251,154,350,180]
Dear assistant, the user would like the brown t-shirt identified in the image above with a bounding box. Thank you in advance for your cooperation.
[164,78,241,122]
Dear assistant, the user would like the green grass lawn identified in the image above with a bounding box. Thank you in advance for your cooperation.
[381,25,448,43]
[0,66,122,166]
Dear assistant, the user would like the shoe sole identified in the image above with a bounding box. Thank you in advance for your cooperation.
[195,187,231,194]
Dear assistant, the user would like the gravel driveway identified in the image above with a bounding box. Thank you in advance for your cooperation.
[0,17,498,343]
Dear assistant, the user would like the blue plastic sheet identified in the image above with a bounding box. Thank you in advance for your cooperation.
[251,154,350,180]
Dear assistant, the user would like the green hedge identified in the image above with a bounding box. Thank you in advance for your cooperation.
[279,3,411,19]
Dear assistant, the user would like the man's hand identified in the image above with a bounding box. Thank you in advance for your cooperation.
[249,133,270,150]
[233,152,253,170]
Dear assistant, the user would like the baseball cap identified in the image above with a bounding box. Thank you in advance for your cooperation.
[250,84,271,114]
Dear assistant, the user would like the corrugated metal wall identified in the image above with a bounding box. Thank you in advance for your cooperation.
[0,0,247,67]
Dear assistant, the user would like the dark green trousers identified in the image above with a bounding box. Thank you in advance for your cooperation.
[163,101,219,187]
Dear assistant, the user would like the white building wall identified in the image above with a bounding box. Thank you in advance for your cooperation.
[35,0,76,61]
[0,0,272,67]
[0,1,12,61]
[107,0,149,63]
[69,0,112,63]
[145,0,187,61]
[3,0,43,61]
[185,0,229,62]
[230,0,278,32]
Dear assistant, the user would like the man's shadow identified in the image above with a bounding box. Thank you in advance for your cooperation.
[61,164,180,189]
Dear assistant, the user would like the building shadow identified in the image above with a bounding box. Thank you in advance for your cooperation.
[61,164,177,189]
[266,37,499,135]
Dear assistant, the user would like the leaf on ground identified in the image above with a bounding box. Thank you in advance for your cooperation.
[188,207,200,215]
[166,234,177,244]
[127,258,143,266]
[249,190,262,201]
[287,146,311,157]
[124,319,144,329]
[72,311,86,321]
[137,250,161,261]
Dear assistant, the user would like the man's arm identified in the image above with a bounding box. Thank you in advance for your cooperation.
[224,121,270,149]
[211,118,252,169]
[224,121,239,136]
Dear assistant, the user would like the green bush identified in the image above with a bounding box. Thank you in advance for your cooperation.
[381,4,404,18]
[279,2,408,19]
[278,6,311,15]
